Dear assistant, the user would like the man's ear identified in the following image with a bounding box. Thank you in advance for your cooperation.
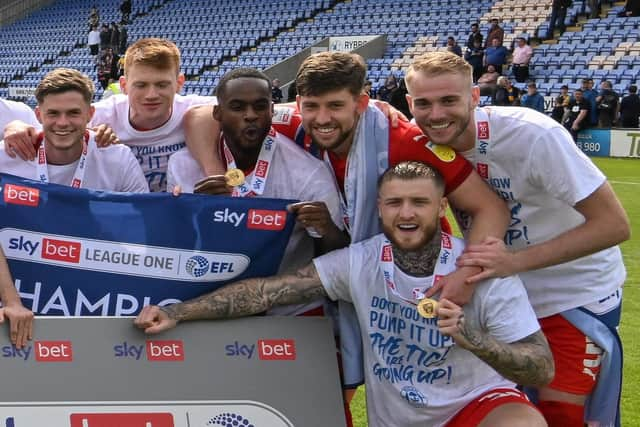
[356,93,369,114]
[439,197,449,218]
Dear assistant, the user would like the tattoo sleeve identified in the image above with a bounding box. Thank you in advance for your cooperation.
[461,324,555,387]
[162,263,326,322]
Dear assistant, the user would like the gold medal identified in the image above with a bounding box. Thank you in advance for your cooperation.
[427,143,456,162]
[417,298,438,319]
[225,168,245,187]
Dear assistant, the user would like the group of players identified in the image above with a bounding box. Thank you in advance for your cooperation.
[0,36,630,426]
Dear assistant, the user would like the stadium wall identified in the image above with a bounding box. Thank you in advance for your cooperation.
[0,0,53,27]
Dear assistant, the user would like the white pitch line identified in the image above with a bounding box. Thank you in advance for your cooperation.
[610,180,640,185]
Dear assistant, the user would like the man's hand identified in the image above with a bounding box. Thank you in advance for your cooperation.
[455,236,518,283]
[287,201,337,237]
[372,100,408,128]
[193,175,233,196]
[0,303,34,349]
[91,124,119,147]
[134,305,178,334]
[3,121,38,160]
[423,266,480,305]
[437,298,481,350]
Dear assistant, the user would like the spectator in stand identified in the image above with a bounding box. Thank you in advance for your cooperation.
[376,73,398,102]
[619,85,640,128]
[120,0,132,23]
[287,81,297,102]
[477,64,500,96]
[493,76,520,106]
[97,48,118,90]
[467,22,483,49]
[551,85,571,123]
[546,0,572,39]
[88,5,99,30]
[99,23,110,52]
[465,38,485,82]
[618,0,640,16]
[596,80,619,128]
[565,88,591,141]
[389,78,412,120]
[484,37,508,74]
[512,37,533,83]
[119,24,128,55]
[88,25,100,56]
[110,22,120,52]
[521,82,545,113]
[485,18,504,48]
[583,0,601,18]
[446,36,463,57]
[582,78,599,126]
[271,78,283,103]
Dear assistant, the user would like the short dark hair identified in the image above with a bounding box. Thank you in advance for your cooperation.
[561,85,569,90]
[378,161,445,195]
[296,51,366,97]
[215,68,271,100]
[630,85,637,94]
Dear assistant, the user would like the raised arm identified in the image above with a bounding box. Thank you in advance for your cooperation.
[438,298,554,387]
[135,263,326,333]
[182,104,225,176]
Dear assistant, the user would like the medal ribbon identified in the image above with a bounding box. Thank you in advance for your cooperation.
[474,108,492,183]
[36,131,91,188]
[379,232,458,306]
[222,127,277,197]
[322,150,352,234]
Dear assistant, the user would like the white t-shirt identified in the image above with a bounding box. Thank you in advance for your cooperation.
[0,134,148,193]
[0,99,39,136]
[457,107,626,318]
[314,233,539,427]
[168,131,344,315]
[90,94,215,192]
[88,30,100,46]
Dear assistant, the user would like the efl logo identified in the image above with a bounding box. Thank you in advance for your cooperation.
[441,234,452,249]
[477,121,490,139]
[146,340,184,361]
[35,341,73,362]
[41,238,81,263]
[477,163,489,180]
[70,413,174,427]
[71,178,81,188]
[3,184,40,207]
[381,244,392,262]
[247,209,287,231]
[255,159,269,178]
[258,339,296,360]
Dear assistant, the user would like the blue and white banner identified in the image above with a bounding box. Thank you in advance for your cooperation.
[576,129,612,157]
[0,174,296,316]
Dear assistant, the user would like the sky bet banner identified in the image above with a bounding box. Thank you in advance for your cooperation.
[0,174,296,316]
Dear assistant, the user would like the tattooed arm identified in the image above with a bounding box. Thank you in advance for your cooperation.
[134,263,326,334]
[437,298,554,387]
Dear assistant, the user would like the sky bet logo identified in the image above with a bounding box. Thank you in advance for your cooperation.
[226,339,296,360]
[213,208,287,231]
[3,184,40,207]
[114,340,184,361]
[2,341,73,362]
[70,413,174,427]
[8,235,81,263]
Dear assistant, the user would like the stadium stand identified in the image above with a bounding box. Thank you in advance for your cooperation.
[0,0,635,109]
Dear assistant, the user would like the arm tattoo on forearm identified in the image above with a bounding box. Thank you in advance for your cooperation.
[460,320,554,387]
[166,263,326,322]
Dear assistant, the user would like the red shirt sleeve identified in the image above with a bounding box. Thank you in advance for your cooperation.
[388,121,472,195]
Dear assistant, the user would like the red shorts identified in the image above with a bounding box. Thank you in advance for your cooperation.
[539,314,603,394]
[447,388,537,426]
